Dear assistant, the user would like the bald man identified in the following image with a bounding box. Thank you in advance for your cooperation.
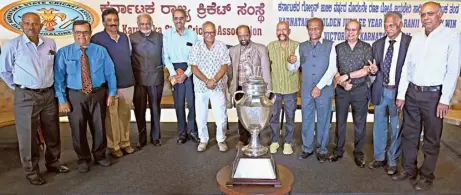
[392,2,461,191]
[130,14,164,149]
[267,21,299,155]
[330,20,374,168]
[0,12,69,185]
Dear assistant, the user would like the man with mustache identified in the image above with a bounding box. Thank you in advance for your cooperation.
[287,18,337,162]
[393,2,461,191]
[330,20,374,168]
[266,21,299,155]
[0,12,69,185]
[228,25,271,147]
[163,9,200,144]
[130,14,164,149]
[91,8,136,157]
[54,20,116,173]
[188,21,230,152]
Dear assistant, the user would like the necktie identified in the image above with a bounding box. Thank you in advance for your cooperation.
[80,47,92,94]
[383,40,396,84]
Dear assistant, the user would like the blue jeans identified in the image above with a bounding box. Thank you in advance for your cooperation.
[372,87,401,166]
[301,94,332,154]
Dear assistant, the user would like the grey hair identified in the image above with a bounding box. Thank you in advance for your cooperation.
[384,11,402,22]
[202,21,216,30]
[137,13,153,25]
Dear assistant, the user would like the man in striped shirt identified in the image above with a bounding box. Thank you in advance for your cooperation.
[267,21,299,155]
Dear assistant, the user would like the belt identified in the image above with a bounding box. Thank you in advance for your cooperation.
[68,85,104,93]
[384,85,395,89]
[409,82,441,92]
[15,84,52,93]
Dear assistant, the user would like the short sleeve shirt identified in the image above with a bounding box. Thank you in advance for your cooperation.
[188,40,231,93]
[336,40,372,85]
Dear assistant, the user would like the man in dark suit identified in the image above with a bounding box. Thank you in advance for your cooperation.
[368,11,411,175]
[131,14,164,148]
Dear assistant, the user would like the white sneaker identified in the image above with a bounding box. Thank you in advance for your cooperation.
[270,142,279,154]
[197,142,208,152]
[283,143,293,155]
[217,142,228,152]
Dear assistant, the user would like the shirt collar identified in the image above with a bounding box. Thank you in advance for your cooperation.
[104,30,121,42]
[172,27,188,36]
[425,24,443,37]
[73,42,92,51]
[308,38,323,44]
[22,34,44,46]
[385,32,402,43]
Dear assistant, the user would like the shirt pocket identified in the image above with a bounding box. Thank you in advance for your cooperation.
[90,58,104,75]
[65,60,79,75]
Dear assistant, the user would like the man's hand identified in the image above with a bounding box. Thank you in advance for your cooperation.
[206,79,217,89]
[176,74,187,83]
[59,103,71,113]
[311,86,321,98]
[436,103,449,118]
[107,96,116,106]
[287,55,297,64]
[395,99,405,110]
[344,82,353,91]
[368,59,378,74]
[336,74,349,83]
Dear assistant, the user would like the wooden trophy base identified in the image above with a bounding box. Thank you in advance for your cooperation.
[226,148,282,187]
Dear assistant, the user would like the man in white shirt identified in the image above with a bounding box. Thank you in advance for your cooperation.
[392,1,461,191]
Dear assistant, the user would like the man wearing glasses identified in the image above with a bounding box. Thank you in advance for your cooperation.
[287,18,337,162]
[188,21,230,152]
[54,20,117,173]
[393,2,461,191]
[163,9,200,145]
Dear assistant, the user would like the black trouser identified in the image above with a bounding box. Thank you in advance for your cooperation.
[236,86,251,143]
[14,87,61,176]
[333,84,368,159]
[172,63,197,137]
[67,87,107,164]
[133,84,164,143]
[401,83,443,181]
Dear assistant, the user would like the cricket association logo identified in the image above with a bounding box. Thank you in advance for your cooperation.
[0,0,100,37]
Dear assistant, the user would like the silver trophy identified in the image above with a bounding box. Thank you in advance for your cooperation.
[227,65,281,187]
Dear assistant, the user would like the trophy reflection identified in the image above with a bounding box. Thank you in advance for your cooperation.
[227,65,281,187]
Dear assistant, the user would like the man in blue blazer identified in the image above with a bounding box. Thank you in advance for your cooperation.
[368,11,412,175]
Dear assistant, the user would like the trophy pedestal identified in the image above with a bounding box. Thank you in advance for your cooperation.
[226,148,282,187]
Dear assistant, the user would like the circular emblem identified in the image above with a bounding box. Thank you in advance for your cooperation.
[0,0,100,37]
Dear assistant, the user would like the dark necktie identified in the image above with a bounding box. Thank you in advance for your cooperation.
[383,40,396,84]
[80,47,92,94]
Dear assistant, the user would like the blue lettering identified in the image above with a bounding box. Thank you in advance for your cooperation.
[367,18,382,28]
[404,19,420,28]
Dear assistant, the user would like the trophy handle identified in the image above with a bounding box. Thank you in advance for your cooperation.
[233,91,245,106]
[266,90,276,104]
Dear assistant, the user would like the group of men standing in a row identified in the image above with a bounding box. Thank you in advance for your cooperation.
[0,1,459,191]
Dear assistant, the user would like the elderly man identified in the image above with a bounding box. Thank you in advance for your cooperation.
[55,20,117,173]
[91,8,135,157]
[330,20,374,168]
[188,21,230,152]
[163,9,200,144]
[267,21,299,155]
[392,2,460,191]
[287,18,337,162]
[368,11,412,175]
[228,25,271,147]
[130,14,164,149]
[0,12,69,185]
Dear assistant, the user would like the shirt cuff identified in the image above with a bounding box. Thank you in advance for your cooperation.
[57,96,67,104]
[108,90,117,97]
[439,96,450,105]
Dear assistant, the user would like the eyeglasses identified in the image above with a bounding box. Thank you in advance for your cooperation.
[204,31,216,36]
[74,31,91,36]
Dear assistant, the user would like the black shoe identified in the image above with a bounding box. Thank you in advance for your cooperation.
[328,153,342,162]
[26,174,46,185]
[77,162,89,173]
[95,158,112,167]
[368,160,386,169]
[354,158,366,168]
[46,164,70,173]
[316,153,328,163]
[136,142,147,149]
[151,139,162,146]
[392,171,416,181]
[414,178,433,191]
[387,166,397,175]
[177,136,187,144]
[188,133,200,143]
[298,151,313,159]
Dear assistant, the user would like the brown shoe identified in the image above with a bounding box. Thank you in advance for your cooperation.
[111,149,123,158]
[122,146,135,154]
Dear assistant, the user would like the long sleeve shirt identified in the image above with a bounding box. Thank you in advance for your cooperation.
[163,27,198,77]
[0,35,56,89]
[397,26,461,105]
[54,43,117,104]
